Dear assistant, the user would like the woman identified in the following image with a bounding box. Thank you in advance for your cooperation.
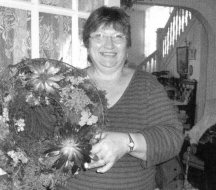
[61,6,184,190]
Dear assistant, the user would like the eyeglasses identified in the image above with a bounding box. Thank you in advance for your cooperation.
[90,33,126,44]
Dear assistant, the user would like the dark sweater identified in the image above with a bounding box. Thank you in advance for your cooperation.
[61,69,183,190]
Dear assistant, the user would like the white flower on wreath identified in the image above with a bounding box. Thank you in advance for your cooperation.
[79,109,98,126]
[26,92,40,105]
[19,72,28,86]
[45,96,50,105]
[66,76,88,85]
[14,118,25,132]
[0,107,9,122]
[7,149,28,166]
[4,94,12,103]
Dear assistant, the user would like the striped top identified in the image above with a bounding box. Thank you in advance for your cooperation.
[61,69,184,190]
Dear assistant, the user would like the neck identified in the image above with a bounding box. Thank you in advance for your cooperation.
[88,66,124,82]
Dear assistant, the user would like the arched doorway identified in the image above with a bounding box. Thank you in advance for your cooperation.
[130,0,215,121]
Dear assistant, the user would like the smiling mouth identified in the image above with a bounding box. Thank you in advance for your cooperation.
[100,52,117,57]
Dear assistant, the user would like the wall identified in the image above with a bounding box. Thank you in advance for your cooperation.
[127,8,146,65]
[106,0,120,7]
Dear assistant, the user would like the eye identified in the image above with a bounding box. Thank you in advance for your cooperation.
[113,34,126,42]
[91,33,103,40]
[114,34,125,39]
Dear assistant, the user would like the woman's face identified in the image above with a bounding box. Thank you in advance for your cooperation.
[88,25,128,71]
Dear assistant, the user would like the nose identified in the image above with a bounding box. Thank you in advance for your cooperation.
[103,36,115,48]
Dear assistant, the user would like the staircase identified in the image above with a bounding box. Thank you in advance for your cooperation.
[140,7,195,73]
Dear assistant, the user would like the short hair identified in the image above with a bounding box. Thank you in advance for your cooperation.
[82,6,131,48]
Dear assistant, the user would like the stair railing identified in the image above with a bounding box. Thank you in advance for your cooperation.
[141,7,193,72]
[140,51,157,73]
[162,8,192,59]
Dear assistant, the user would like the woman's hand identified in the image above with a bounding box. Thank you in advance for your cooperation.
[85,131,129,173]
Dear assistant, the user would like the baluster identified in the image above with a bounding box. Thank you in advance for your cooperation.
[164,37,167,57]
[183,9,187,30]
[189,11,192,19]
[147,61,150,72]
[154,57,156,72]
[179,9,182,33]
[169,24,172,50]
[173,15,176,44]
[153,57,156,72]
[178,9,181,36]
[151,58,154,72]
[175,12,179,40]
[175,14,178,42]
[170,21,173,47]
[172,19,175,46]
[162,39,165,57]
[181,9,185,32]
[151,58,153,72]
[165,34,168,56]
[185,10,189,26]
[164,36,167,56]
[165,30,168,56]
[168,27,170,54]
[170,25,172,51]
[148,61,151,73]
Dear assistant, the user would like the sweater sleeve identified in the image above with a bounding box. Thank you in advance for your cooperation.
[140,78,184,168]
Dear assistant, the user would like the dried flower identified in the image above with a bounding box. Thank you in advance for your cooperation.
[14,118,25,132]
[29,60,64,93]
[7,149,28,166]
[79,109,98,126]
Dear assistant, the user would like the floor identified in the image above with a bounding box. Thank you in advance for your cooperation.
[187,167,206,190]
[180,140,206,190]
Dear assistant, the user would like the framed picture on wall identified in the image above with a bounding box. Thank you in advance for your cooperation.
[176,46,189,78]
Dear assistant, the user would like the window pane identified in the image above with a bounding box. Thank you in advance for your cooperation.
[78,18,88,68]
[79,0,104,12]
[78,18,86,41]
[40,0,72,9]
[0,6,31,69]
[39,13,72,64]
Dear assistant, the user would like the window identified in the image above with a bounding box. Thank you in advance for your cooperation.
[0,0,110,69]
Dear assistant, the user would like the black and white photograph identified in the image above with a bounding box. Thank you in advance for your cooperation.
[0,0,214,190]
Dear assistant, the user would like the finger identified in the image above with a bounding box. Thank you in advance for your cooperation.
[93,132,106,142]
[91,132,103,144]
[94,132,103,140]
[96,162,112,173]
[91,139,107,155]
[91,133,109,154]
[85,159,106,169]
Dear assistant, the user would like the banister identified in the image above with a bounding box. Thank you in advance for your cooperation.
[139,50,157,73]
[140,7,194,73]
